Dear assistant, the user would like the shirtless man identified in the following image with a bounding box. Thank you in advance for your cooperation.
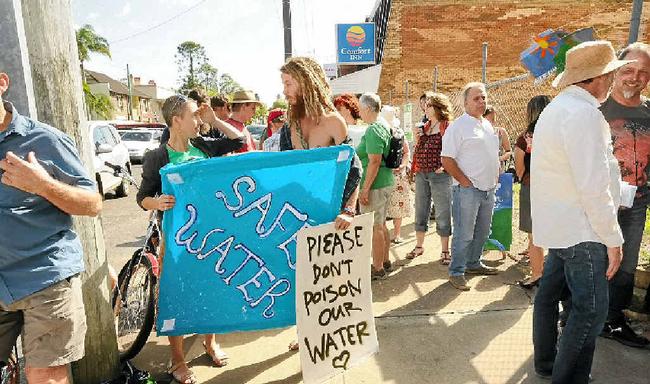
[279,57,361,230]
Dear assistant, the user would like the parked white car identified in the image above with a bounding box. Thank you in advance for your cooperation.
[88,121,131,197]
[119,129,162,162]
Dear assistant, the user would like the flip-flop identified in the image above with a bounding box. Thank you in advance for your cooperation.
[168,362,197,384]
[203,342,228,367]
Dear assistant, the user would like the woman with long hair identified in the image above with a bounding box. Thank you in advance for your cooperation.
[515,95,551,288]
[407,93,454,265]
[136,95,244,383]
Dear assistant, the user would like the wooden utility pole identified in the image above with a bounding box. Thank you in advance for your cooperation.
[283,0,292,61]
[16,0,120,382]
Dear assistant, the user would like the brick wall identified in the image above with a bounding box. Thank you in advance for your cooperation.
[378,0,650,106]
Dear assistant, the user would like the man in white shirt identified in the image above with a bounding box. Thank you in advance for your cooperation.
[441,82,500,291]
[531,41,629,384]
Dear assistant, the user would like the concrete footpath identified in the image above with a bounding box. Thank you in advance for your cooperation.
[132,222,650,384]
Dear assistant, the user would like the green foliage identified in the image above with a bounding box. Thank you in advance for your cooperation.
[176,41,208,93]
[271,99,288,110]
[83,82,113,120]
[76,24,111,63]
[218,73,243,95]
[253,102,269,123]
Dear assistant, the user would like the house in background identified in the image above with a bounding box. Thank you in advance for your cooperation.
[134,78,175,124]
[85,69,153,121]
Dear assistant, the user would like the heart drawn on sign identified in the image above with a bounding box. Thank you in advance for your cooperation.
[332,350,351,370]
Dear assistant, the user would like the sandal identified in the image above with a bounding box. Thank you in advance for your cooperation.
[288,340,299,351]
[440,251,451,265]
[406,246,424,259]
[203,341,228,367]
[168,362,197,384]
[518,250,529,256]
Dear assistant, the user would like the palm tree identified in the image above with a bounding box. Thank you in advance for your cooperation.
[76,24,111,67]
[76,24,112,119]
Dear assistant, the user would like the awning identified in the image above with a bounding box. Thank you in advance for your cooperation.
[328,64,382,95]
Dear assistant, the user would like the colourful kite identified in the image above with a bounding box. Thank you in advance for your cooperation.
[520,29,565,80]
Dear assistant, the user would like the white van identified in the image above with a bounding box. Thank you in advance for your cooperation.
[88,121,131,197]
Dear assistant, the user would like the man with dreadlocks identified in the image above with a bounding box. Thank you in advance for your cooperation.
[278,56,362,230]
[278,56,363,352]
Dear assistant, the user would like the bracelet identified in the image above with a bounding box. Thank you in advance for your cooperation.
[341,207,356,217]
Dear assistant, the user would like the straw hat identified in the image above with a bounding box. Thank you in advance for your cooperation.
[552,40,634,88]
[231,90,262,104]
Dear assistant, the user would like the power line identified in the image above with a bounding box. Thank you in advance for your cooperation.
[109,0,210,44]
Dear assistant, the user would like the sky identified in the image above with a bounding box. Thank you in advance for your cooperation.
[72,0,377,104]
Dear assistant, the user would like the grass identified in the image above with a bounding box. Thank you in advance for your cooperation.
[640,209,650,267]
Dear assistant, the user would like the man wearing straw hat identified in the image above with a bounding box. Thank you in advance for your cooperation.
[531,41,631,383]
[227,90,262,152]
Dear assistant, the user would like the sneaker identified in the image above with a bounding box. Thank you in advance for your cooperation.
[371,268,387,280]
[383,260,393,272]
[465,265,499,275]
[449,275,470,291]
[601,320,650,348]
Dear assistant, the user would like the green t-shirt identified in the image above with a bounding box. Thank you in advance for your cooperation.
[166,144,208,165]
[356,121,394,190]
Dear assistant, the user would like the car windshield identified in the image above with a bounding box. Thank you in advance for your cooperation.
[121,131,153,142]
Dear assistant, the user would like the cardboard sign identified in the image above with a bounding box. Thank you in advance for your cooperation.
[156,146,353,335]
[296,213,378,384]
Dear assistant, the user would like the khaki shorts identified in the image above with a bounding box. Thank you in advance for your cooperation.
[360,186,393,225]
[0,276,87,367]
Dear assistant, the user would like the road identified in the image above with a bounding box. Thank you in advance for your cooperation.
[101,164,149,274]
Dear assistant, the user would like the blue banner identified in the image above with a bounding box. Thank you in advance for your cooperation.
[156,146,353,336]
[336,23,375,65]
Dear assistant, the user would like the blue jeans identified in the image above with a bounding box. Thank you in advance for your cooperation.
[533,242,609,384]
[608,202,647,322]
[449,185,495,276]
[414,172,452,236]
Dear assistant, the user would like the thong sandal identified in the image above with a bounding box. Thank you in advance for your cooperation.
[168,362,197,384]
[440,251,451,265]
[203,341,229,367]
[406,246,424,259]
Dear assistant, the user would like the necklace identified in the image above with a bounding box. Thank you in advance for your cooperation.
[294,120,309,149]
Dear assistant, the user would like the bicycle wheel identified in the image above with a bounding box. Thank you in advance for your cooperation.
[112,250,157,361]
[0,350,19,384]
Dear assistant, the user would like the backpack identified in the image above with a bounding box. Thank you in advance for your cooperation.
[383,127,404,169]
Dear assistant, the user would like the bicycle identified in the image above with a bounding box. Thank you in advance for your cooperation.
[0,346,19,384]
[106,163,161,362]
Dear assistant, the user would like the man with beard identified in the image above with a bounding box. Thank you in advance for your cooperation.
[278,57,361,231]
[599,42,650,348]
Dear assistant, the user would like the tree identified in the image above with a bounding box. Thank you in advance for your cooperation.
[76,24,112,119]
[272,98,288,110]
[218,73,243,95]
[76,24,111,66]
[253,102,269,124]
[83,82,113,120]
[198,62,219,92]
[176,41,208,93]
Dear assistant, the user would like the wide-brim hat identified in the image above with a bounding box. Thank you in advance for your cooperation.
[552,40,635,88]
[231,90,262,104]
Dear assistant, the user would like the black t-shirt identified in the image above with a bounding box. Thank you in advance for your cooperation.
[600,96,650,207]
